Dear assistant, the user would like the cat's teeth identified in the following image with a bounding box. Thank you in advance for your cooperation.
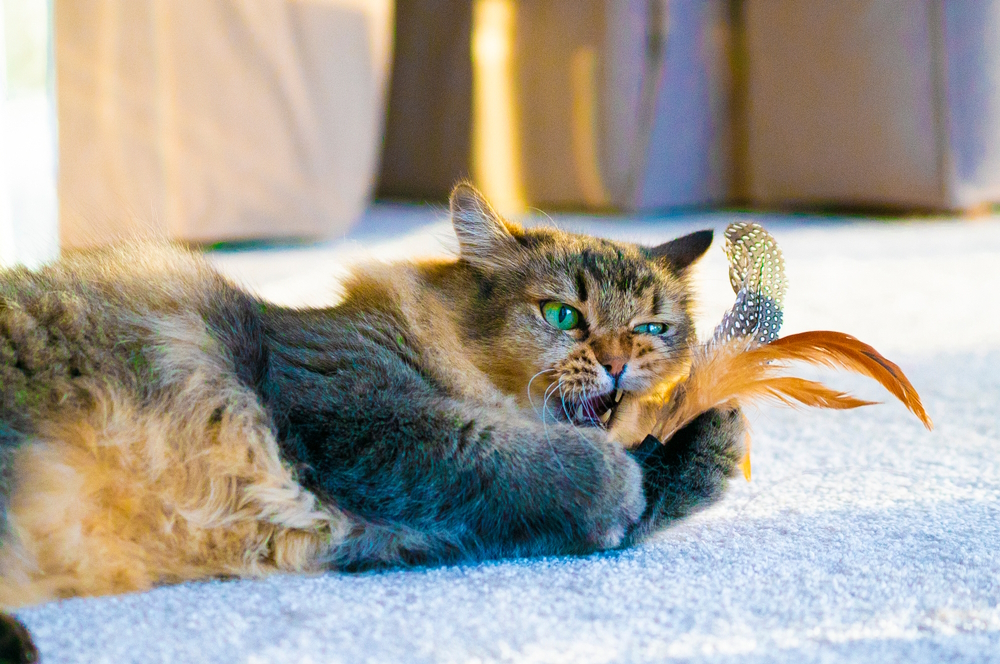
[575,404,584,420]
[615,389,623,403]
[599,409,612,424]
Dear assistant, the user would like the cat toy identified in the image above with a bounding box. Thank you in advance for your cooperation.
[646,223,933,479]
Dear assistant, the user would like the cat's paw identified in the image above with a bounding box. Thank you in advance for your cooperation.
[585,454,645,549]
[625,407,746,542]
[555,429,645,550]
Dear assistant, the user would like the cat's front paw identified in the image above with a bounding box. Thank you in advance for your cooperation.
[557,430,645,550]
[625,407,746,542]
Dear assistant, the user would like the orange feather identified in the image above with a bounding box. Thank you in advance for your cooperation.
[652,331,933,444]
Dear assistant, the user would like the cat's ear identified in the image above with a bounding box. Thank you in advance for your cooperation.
[648,229,714,273]
[449,182,522,270]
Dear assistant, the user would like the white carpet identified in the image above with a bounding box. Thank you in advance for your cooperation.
[16,206,1000,663]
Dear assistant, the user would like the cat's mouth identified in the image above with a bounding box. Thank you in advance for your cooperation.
[557,389,624,428]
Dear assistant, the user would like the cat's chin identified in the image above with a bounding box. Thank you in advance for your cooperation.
[554,388,624,429]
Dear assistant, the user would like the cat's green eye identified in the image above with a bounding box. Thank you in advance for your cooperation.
[632,322,669,336]
[541,301,581,331]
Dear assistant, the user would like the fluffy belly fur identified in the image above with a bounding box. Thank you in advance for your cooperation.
[0,248,342,606]
[1,363,338,606]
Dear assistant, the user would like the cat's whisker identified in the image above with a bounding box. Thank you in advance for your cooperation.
[540,381,559,449]
[566,384,588,422]
[557,381,575,424]
[540,379,582,488]
[569,382,615,440]
[578,383,592,420]
[541,380,562,424]
[527,368,556,418]
[558,380,595,444]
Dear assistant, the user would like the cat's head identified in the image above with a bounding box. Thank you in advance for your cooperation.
[450,183,712,436]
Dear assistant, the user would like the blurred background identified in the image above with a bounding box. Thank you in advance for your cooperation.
[1,0,1000,265]
[0,0,55,266]
[9,6,1000,661]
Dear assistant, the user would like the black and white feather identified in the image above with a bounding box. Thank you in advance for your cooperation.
[711,222,786,347]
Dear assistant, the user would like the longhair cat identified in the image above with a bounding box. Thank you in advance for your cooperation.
[0,184,744,658]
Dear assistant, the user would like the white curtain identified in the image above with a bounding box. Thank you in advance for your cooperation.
[0,4,15,265]
[0,0,57,268]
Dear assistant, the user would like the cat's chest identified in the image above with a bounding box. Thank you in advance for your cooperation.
[390,295,507,407]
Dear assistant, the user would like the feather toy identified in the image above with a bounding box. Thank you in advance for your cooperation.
[652,223,932,480]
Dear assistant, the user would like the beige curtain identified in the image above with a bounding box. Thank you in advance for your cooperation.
[57,0,393,248]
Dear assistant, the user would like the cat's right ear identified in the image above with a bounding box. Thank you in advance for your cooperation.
[449,182,522,271]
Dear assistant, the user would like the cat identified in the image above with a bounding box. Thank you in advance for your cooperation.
[0,183,744,659]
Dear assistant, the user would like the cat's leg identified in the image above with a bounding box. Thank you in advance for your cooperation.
[281,394,646,568]
[623,407,746,544]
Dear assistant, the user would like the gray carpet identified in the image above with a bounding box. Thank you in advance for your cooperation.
[16,207,1000,663]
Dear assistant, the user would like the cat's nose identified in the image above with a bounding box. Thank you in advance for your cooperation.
[602,359,627,386]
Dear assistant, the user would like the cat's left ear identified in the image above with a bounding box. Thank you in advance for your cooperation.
[450,182,523,271]
[648,229,714,273]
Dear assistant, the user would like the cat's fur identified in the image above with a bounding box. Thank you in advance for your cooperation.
[0,185,744,614]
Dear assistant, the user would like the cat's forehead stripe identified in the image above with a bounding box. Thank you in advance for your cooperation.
[571,247,657,294]
[575,270,588,303]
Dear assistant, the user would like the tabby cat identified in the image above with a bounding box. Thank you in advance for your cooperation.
[0,184,743,659]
